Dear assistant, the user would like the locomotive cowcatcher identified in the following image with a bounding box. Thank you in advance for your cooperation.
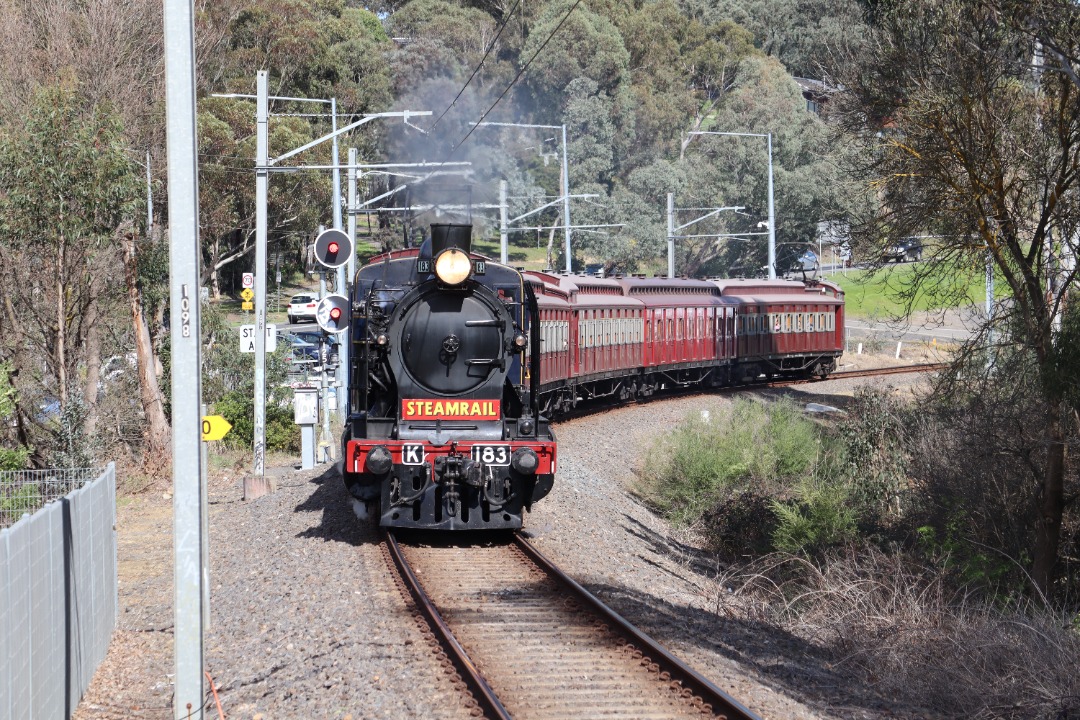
[342,222,557,530]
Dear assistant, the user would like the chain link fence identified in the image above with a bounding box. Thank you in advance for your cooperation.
[0,467,103,530]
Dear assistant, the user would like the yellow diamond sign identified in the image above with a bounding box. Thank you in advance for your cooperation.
[201,415,232,441]
[240,287,254,301]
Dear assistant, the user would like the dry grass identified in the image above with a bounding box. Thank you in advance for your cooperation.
[711,549,1080,719]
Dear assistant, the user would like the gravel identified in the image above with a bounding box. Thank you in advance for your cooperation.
[74,363,931,720]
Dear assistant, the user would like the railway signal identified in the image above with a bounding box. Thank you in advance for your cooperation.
[316,293,349,333]
[314,228,352,269]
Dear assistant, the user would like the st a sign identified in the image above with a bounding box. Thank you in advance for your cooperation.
[240,323,277,353]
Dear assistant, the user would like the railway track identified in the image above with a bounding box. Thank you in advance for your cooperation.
[759,361,948,388]
[382,530,760,720]
[820,362,947,381]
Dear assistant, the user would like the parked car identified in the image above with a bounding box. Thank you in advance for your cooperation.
[287,293,318,323]
[279,332,319,371]
[293,330,340,366]
[883,238,923,263]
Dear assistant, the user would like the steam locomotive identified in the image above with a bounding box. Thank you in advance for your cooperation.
[342,223,556,531]
[341,220,845,531]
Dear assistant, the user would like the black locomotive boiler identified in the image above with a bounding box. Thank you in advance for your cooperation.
[343,223,557,530]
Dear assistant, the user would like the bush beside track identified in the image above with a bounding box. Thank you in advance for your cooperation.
[636,382,1080,719]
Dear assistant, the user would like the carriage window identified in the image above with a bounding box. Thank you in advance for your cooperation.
[759,315,766,333]
[784,313,793,332]
[797,313,804,332]
[827,312,835,331]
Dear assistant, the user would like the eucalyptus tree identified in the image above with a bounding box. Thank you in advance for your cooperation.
[832,0,1080,597]
[196,0,393,295]
[0,85,164,462]
[678,55,843,277]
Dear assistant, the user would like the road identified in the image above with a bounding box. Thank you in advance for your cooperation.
[845,307,981,344]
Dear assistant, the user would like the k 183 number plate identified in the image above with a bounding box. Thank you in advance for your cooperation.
[471,444,510,466]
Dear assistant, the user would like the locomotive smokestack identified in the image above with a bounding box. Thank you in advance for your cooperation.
[431,223,473,257]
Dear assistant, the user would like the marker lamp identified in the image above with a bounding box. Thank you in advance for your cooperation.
[434,248,472,286]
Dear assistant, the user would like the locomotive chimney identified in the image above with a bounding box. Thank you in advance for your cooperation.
[430,223,473,257]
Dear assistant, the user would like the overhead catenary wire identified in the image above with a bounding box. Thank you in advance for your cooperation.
[428,0,523,133]
[446,0,586,160]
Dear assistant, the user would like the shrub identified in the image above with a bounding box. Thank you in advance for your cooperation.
[640,397,826,533]
[771,477,859,553]
[215,390,300,454]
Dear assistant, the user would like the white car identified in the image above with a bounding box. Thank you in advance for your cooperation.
[287,293,318,324]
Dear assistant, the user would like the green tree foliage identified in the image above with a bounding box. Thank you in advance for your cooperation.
[710,0,868,78]
[196,0,393,296]
[678,55,849,275]
[0,83,142,463]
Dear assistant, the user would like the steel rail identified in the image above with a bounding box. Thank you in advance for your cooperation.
[383,530,512,720]
[828,362,948,379]
[513,535,761,720]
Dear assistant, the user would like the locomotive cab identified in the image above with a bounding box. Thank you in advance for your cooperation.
[344,222,557,530]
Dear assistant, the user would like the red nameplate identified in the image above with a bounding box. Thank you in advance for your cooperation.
[402,399,501,421]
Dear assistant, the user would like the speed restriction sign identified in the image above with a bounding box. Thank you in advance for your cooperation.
[242,272,254,289]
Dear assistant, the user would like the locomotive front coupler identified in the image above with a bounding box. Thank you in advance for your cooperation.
[432,442,482,488]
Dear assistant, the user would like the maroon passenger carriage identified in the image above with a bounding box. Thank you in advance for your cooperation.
[524,273,844,415]
[712,278,845,382]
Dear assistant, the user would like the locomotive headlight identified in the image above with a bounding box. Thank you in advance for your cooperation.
[434,248,472,286]
[512,333,528,350]
[375,333,388,346]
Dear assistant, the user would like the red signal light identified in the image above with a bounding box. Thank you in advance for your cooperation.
[329,307,342,322]
[328,241,340,255]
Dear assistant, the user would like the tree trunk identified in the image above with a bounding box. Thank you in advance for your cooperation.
[1031,400,1066,598]
[211,234,220,299]
[121,231,171,459]
[82,293,101,439]
[56,236,68,408]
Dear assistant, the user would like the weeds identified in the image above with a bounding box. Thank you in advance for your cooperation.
[712,550,1080,719]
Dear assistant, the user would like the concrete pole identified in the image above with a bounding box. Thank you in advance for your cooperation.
[332,100,347,420]
[500,180,509,265]
[767,132,776,280]
[162,0,205,712]
[253,72,269,479]
[343,147,357,420]
[667,193,675,278]
[561,124,572,273]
